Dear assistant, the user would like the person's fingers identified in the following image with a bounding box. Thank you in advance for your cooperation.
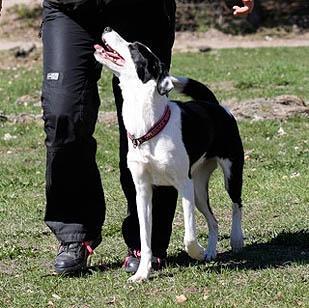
[233,5,250,16]
[245,0,254,11]
[242,0,254,12]
[233,0,254,16]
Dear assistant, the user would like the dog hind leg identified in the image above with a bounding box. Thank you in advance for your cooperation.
[218,158,244,252]
[192,159,218,261]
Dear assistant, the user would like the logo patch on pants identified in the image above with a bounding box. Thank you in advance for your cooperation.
[47,72,60,80]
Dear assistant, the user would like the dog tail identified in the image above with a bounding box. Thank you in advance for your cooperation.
[171,76,219,104]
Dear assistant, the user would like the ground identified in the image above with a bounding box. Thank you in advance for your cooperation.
[0,2,308,306]
[0,0,308,122]
[174,29,309,51]
[1,0,309,51]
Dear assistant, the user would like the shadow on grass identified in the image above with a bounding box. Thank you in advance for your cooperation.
[45,230,308,278]
[42,262,123,279]
[167,230,309,272]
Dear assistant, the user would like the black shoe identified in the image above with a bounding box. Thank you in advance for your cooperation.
[123,249,166,274]
[54,235,102,274]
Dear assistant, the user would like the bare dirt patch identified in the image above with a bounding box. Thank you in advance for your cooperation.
[2,95,308,126]
[0,0,42,44]
[0,261,17,276]
[0,47,41,70]
[1,0,309,51]
[225,95,309,121]
[174,29,309,52]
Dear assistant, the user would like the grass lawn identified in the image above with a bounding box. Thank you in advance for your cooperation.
[0,46,308,307]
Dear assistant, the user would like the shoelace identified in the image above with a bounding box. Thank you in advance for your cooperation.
[82,241,94,255]
[123,250,141,268]
[60,242,94,255]
[133,249,141,258]
[123,249,163,268]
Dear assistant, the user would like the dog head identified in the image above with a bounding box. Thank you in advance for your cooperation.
[94,27,173,96]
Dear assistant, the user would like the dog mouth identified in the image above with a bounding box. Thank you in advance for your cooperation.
[94,40,125,66]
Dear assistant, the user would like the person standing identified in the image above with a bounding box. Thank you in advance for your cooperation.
[40,0,178,274]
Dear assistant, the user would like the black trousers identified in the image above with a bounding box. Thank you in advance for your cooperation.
[42,0,177,257]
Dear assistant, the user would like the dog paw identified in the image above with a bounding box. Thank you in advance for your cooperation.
[127,275,146,283]
[127,271,150,283]
[185,241,206,261]
[230,237,244,253]
[204,249,217,262]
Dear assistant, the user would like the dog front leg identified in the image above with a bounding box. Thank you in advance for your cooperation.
[128,165,153,283]
[180,180,206,261]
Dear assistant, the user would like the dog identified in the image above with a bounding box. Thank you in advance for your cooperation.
[94,27,244,282]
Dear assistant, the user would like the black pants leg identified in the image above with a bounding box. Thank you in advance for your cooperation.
[107,0,178,258]
[42,1,105,243]
[41,0,178,256]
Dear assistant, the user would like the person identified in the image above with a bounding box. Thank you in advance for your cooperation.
[0,0,254,275]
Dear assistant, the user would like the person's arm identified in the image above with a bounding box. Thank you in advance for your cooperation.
[232,0,254,16]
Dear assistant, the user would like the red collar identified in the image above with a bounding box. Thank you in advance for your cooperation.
[127,105,171,148]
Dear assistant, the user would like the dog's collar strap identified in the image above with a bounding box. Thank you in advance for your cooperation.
[127,105,171,148]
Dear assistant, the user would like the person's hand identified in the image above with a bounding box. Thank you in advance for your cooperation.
[233,0,254,16]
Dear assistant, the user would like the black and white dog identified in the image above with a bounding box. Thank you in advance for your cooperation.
[94,28,244,282]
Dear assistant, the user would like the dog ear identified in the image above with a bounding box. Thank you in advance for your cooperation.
[157,71,174,96]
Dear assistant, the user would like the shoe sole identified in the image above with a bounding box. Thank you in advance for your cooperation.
[54,234,102,275]
[55,260,87,275]
[124,260,166,274]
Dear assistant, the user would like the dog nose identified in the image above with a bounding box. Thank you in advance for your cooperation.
[104,27,112,33]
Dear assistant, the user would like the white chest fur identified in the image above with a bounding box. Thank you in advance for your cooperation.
[126,103,189,187]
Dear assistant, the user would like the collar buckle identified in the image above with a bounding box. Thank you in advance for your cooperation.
[127,105,171,148]
[132,138,140,148]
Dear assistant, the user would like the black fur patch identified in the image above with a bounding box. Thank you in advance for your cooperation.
[182,79,220,104]
[129,42,168,85]
[176,100,244,173]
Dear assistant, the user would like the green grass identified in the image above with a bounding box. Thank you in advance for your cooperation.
[170,47,309,102]
[1,47,308,114]
[0,47,308,307]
